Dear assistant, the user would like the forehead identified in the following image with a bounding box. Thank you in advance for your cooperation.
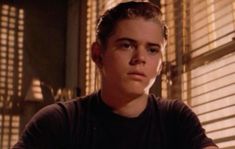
[109,18,165,44]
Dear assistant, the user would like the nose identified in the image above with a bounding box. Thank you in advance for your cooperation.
[129,46,146,65]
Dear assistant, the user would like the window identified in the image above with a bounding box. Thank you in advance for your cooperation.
[185,53,235,148]
[161,0,235,148]
[0,4,24,149]
[190,0,235,57]
[160,0,177,98]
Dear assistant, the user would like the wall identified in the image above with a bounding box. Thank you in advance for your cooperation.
[66,0,87,96]
[21,0,67,129]
[23,0,67,95]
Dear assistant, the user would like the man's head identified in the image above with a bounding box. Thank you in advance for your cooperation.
[96,1,168,48]
[91,1,167,97]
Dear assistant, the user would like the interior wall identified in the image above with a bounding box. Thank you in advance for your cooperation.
[22,0,67,128]
[23,0,67,95]
[66,0,87,96]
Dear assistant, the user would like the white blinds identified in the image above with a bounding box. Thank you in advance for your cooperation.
[187,1,235,147]
[161,0,177,98]
[0,4,23,149]
[0,4,24,99]
[161,0,235,148]
[182,52,235,148]
[0,115,20,148]
[86,0,98,95]
[190,0,235,58]
[161,0,176,63]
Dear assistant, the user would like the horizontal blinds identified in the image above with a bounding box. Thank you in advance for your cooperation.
[0,4,23,149]
[162,0,235,148]
[182,52,235,148]
[161,0,176,63]
[161,0,176,99]
[86,0,98,95]
[190,0,235,58]
[0,115,20,148]
[0,4,24,99]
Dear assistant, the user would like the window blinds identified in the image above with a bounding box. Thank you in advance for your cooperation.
[182,52,235,148]
[190,0,235,57]
[161,0,235,148]
[0,4,23,149]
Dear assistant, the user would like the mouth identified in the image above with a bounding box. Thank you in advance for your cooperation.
[127,71,146,79]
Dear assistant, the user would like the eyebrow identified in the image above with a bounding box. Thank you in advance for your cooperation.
[115,37,136,44]
[115,37,161,48]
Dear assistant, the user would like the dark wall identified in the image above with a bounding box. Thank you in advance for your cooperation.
[21,0,67,129]
[23,0,67,95]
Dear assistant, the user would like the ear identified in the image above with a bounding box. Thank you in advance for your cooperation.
[91,42,103,68]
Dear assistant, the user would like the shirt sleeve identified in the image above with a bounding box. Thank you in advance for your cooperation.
[11,103,69,149]
[163,99,218,149]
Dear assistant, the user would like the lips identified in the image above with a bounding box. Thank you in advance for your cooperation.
[127,71,146,79]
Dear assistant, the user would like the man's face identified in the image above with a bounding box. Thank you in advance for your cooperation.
[100,18,165,97]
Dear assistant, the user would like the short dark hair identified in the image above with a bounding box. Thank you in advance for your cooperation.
[96,1,168,47]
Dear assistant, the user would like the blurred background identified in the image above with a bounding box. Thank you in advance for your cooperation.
[0,0,234,148]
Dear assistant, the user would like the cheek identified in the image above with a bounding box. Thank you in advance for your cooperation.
[149,59,162,75]
[108,53,130,67]
[102,54,126,74]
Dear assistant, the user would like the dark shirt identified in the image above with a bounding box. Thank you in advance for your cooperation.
[12,92,217,149]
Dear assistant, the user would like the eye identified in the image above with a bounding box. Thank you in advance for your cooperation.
[118,41,135,50]
[147,46,161,54]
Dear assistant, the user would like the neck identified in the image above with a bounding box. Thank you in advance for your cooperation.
[100,89,149,118]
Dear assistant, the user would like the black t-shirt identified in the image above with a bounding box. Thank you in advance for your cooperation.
[12,92,217,149]
[93,95,163,149]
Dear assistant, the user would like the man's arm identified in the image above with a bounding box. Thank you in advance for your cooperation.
[166,99,218,148]
[12,104,67,149]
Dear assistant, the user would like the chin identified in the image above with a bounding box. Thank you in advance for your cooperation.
[118,80,151,97]
[122,86,148,98]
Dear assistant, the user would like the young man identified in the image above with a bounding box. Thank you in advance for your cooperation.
[13,1,218,149]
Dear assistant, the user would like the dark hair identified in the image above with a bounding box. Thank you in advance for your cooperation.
[96,1,168,47]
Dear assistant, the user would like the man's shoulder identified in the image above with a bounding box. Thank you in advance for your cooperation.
[150,94,187,111]
[56,91,99,113]
[149,94,194,122]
